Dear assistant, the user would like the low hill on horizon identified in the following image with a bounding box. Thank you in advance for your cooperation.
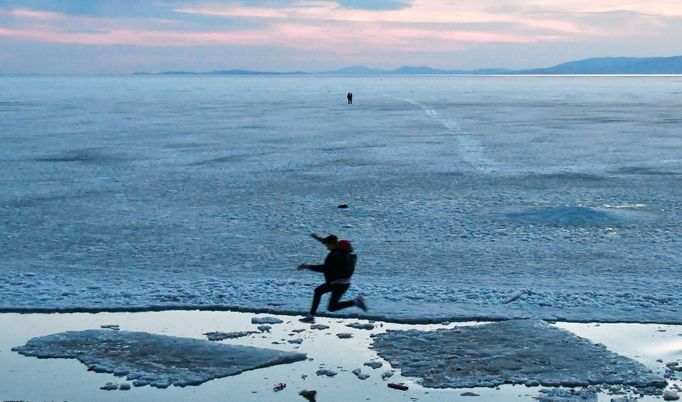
[135,55,682,76]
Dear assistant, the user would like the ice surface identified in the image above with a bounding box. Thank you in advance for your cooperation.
[1,76,682,324]
[371,320,666,389]
[348,322,375,330]
[12,330,306,388]
[364,361,383,369]
[204,331,258,341]
[536,388,597,402]
[503,206,659,227]
[352,368,370,380]
[251,316,284,325]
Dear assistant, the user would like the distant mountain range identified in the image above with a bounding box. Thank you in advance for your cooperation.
[135,56,682,76]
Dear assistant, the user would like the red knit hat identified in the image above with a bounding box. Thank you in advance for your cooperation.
[337,240,352,249]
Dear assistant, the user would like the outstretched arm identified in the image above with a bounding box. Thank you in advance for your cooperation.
[298,263,326,272]
[310,232,325,243]
[306,264,326,273]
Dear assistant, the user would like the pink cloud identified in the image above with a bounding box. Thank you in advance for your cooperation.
[0,27,272,47]
[0,19,625,54]
[0,3,664,53]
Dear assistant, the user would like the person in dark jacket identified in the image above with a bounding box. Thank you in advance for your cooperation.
[297,233,367,323]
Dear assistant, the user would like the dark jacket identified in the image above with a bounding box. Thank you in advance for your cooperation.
[308,249,357,283]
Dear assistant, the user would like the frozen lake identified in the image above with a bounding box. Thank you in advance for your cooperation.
[0,75,681,323]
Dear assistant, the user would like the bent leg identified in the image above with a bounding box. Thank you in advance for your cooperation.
[310,283,332,315]
[328,284,355,311]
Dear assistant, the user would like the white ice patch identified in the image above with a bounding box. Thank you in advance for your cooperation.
[12,330,306,388]
[371,320,665,389]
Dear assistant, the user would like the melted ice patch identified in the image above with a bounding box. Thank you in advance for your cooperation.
[12,330,306,388]
[371,320,665,389]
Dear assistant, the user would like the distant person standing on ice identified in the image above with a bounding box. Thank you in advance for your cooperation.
[297,233,366,323]
[347,92,353,104]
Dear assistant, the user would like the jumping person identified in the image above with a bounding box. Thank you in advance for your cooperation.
[297,233,366,323]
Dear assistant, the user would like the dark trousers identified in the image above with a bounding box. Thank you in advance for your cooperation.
[310,283,354,315]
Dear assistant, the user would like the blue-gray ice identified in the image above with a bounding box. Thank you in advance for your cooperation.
[1,76,681,323]
[371,320,666,389]
[12,330,307,388]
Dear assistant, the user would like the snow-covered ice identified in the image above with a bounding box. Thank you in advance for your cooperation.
[371,320,666,389]
[1,76,682,324]
[12,329,306,388]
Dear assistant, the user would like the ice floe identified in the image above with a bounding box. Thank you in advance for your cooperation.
[364,361,383,369]
[536,387,596,402]
[251,316,284,325]
[12,329,306,388]
[371,320,666,389]
[203,331,258,341]
[347,322,375,330]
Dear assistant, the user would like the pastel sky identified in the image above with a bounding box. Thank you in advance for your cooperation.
[1,0,682,74]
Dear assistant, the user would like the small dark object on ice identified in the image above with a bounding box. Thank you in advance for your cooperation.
[364,361,383,369]
[338,204,349,208]
[461,391,480,396]
[388,382,409,391]
[300,390,317,402]
[347,321,373,330]
[299,315,315,324]
[273,383,286,392]
[316,369,337,377]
